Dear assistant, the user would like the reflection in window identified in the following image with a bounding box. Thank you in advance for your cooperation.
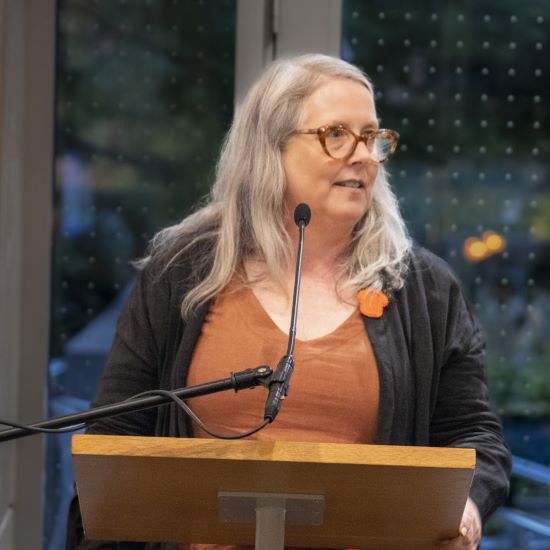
[45,1,236,548]
[342,1,549,544]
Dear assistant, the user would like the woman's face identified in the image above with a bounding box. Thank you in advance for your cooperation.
[282,77,379,231]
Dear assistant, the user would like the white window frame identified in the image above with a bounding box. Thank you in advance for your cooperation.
[235,0,342,104]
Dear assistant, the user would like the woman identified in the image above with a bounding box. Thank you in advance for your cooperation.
[67,54,511,549]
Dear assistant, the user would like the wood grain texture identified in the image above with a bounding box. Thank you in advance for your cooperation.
[73,435,475,549]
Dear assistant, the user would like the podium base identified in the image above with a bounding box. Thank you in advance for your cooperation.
[218,492,325,550]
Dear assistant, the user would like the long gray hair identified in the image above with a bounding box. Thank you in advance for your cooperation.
[142,54,411,317]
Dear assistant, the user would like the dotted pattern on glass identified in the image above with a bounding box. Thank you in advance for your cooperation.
[46,2,236,549]
[343,1,549,541]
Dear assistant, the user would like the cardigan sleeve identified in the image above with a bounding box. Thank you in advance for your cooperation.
[85,263,170,435]
[428,267,512,522]
[66,264,172,550]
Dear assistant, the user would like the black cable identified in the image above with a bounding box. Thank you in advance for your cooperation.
[127,389,270,440]
[0,419,85,434]
[0,388,270,440]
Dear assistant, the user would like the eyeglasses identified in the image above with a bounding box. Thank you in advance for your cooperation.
[293,125,399,163]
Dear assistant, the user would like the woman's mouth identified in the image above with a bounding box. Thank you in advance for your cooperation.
[334,180,364,189]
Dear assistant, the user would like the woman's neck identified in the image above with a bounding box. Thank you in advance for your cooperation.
[244,222,357,313]
[243,218,355,299]
[288,218,353,280]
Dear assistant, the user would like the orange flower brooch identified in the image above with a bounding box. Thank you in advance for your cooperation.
[357,289,389,318]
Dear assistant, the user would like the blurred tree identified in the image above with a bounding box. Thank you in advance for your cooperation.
[342,0,550,427]
[51,0,236,356]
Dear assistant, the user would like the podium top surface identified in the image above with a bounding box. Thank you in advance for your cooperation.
[72,434,475,469]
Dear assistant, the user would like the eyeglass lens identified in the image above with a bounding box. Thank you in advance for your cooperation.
[324,128,393,161]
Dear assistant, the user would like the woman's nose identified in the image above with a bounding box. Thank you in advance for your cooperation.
[349,138,378,163]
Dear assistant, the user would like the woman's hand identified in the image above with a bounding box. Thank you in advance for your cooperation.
[437,497,482,549]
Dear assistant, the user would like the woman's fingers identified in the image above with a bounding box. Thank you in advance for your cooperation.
[436,498,481,549]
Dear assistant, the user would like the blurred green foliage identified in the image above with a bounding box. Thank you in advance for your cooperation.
[343,0,550,426]
[52,0,550,423]
[51,0,236,356]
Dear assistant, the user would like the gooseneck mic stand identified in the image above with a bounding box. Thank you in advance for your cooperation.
[264,203,311,423]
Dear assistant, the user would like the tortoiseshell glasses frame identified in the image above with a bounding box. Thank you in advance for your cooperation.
[293,125,399,163]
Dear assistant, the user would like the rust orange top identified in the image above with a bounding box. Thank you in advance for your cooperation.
[182,278,380,550]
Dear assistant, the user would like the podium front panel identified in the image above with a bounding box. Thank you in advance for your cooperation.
[73,435,475,549]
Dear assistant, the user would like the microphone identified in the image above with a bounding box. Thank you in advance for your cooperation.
[294,202,311,226]
[264,203,311,423]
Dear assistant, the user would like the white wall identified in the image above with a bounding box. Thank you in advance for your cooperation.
[0,1,55,549]
[0,3,22,546]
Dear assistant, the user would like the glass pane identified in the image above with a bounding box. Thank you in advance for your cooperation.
[342,1,549,544]
[45,1,236,548]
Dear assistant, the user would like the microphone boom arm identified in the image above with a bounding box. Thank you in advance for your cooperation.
[264,204,310,423]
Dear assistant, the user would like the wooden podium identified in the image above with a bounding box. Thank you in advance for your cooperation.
[72,435,475,549]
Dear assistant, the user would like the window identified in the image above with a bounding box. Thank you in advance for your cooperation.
[342,0,550,541]
[46,2,236,548]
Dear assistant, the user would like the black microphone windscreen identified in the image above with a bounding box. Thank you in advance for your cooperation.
[294,203,311,226]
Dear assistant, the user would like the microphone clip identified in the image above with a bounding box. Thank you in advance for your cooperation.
[269,355,294,390]
[263,354,294,422]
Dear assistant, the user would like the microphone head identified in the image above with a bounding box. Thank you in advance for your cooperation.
[294,203,311,226]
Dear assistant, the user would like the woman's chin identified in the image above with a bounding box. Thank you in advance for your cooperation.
[326,201,369,226]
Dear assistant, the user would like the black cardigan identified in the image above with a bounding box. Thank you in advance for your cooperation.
[67,246,511,549]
